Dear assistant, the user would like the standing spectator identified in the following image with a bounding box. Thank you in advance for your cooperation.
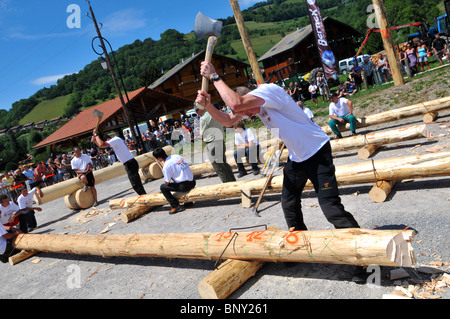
[316,71,330,102]
[297,101,314,122]
[416,41,431,72]
[33,162,46,188]
[432,33,449,66]
[71,146,98,206]
[92,131,146,196]
[377,54,391,82]
[17,186,44,233]
[405,43,418,74]
[287,82,299,102]
[54,158,66,182]
[153,148,196,215]
[89,147,100,170]
[361,57,376,87]
[328,93,357,139]
[196,103,236,183]
[350,58,363,91]
[233,120,260,178]
[308,81,318,107]
[22,166,35,189]
[61,153,75,178]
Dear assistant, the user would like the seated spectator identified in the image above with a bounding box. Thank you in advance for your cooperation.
[345,78,358,96]
[233,120,260,178]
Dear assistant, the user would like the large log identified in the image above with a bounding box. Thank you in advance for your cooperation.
[321,96,450,135]
[110,151,450,210]
[198,225,279,299]
[270,124,430,162]
[35,146,174,204]
[13,228,416,267]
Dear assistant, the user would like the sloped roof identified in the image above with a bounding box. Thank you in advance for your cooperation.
[33,87,147,149]
[258,17,360,62]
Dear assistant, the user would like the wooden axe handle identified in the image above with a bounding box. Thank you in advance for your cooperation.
[95,117,102,131]
[198,35,219,110]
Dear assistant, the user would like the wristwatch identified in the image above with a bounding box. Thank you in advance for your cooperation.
[93,133,98,137]
[210,74,221,83]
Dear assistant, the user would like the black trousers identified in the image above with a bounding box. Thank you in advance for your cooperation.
[124,158,146,195]
[160,180,196,208]
[18,211,37,233]
[281,142,360,231]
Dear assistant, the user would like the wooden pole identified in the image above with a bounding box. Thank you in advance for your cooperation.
[198,225,279,299]
[110,151,450,212]
[372,0,405,86]
[13,228,416,267]
[321,96,450,135]
[358,144,381,160]
[8,250,38,266]
[229,0,265,85]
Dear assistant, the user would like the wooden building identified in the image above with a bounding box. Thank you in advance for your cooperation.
[258,17,360,83]
[149,51,250,106]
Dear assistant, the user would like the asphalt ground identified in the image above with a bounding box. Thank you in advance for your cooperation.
[1,110,449,305]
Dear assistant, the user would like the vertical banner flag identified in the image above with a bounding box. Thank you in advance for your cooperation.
[305,0,338,80]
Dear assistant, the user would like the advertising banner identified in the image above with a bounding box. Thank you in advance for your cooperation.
[305,0,338,79]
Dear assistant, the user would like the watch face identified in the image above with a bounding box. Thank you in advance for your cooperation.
[212,74,220,81]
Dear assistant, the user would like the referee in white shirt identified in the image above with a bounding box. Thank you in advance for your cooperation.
[92,129,146,195]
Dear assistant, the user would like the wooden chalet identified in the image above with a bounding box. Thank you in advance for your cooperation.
[258,17,360,83]
[149,51,251,105]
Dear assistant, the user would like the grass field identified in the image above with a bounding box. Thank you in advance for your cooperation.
[19,94,71,125]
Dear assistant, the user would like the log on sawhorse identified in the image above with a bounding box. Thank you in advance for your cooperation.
[110,151,450,222]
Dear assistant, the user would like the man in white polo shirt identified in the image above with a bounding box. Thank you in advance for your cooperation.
[92,130,146,195]
[0,223,20,263]
[71,146,98,206]
[328,92,357,139]
[153,148,195,215]
[17,186,44,233]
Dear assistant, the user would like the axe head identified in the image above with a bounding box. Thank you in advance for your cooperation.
[93,109,104,118]
[194,12,222,40]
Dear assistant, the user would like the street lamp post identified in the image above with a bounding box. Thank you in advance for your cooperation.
[87,1,143,152]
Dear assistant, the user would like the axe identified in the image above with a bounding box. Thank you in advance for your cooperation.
[194,12,222,110]
[93,109,104,131]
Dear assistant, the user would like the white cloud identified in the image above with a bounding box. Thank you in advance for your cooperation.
[101,8,147,37]
[30,73,72,86]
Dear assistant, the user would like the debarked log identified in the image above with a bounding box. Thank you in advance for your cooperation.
[268,124,431,162]
[110,151,450,211]
[13,228,416,267]
[321,96,450,135]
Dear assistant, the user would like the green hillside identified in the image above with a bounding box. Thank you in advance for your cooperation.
[19,94,71,125]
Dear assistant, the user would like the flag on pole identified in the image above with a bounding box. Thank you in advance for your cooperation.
[305,0,338,80]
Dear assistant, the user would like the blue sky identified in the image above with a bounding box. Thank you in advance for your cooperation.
[0,0,262,111]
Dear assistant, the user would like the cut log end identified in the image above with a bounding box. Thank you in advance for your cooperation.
[369,180,396,203]
[423,112,438,124]
[387,230,416,267]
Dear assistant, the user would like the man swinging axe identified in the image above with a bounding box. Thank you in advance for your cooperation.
[92,129,146,195]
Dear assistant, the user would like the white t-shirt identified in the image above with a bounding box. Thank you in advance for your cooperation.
[17,188,36,214]
[249,83,330,162]
[163,155,194,184]
[71,154,92,172]
[235,128,259,146]
[0,223,8,255]
[0,202,20,225]
[303,107,314,119]
[108,136,133,163]
[329,98,351,117]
